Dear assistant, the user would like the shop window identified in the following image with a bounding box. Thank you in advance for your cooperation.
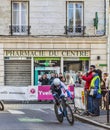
[64,60,82,73]
[34,59,61,85]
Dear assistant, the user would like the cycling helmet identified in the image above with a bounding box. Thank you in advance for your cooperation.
[53,78,61,86]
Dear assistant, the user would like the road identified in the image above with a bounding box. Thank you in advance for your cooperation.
[0,103,107,130]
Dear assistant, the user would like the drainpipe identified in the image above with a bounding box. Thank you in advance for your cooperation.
[108,1,110,74]
[106,0,110,123]
[107,18,110,74]
[104,0,106,35]
[107,30,110,74]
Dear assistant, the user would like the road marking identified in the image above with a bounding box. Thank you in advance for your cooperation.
[51,108,54,111]
[7,108,54,115]
[37,108,49,114]
[18,117,44,122]
[8,109,25,114]
[30,108,49,114]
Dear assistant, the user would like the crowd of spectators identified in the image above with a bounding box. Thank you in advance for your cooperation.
[38,66,110,116]
[81,65,110,116]
[38,71,83,87]
[38,72,64,85]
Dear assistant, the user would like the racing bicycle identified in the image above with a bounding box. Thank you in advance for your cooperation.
[54,96,74,125]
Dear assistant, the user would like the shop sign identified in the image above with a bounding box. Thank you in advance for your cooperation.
[4,50,90,57]
[99,64,107,67]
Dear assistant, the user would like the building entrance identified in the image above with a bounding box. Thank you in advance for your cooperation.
[34,67,60,85]
[34,57,61,85]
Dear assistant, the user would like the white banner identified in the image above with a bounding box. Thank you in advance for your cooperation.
[74,87,85,110]
[0,86,28,100]
[0,86,86,111]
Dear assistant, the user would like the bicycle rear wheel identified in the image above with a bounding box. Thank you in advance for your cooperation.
[66,104,74,125]
[0,101,4,111]
[54,103,63,123]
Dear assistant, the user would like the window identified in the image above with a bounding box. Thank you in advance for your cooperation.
[67,2,83,34]
[11,2,29,35]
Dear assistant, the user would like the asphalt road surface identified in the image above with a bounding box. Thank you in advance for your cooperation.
[0,104,107,130]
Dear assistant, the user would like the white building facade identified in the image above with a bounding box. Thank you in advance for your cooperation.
[0,0,109,86]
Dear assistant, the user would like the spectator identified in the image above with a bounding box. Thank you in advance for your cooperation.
[108,75,110,105]
[65,73,74,87]
[71,71,77,83]
[89,69,102,116]
[49,73,55,85]
[101,72,109,109]
[60,76,66,83]
[55,73,59,78]
[81,65,95,115]
[39,74,49,85]
[75,71,82,87]
[59,72,63,80]
[103,72,109,90]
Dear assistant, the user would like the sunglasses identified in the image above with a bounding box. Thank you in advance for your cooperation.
[90,67,94,69]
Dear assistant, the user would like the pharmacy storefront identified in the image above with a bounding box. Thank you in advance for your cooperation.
[4,50,90,86]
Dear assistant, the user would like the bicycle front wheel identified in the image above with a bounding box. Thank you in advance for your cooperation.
[66,104,74,125]
[54,103,63,123]
[0,101,4,111]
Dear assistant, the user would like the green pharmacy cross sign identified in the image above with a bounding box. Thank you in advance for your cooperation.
[44,61,49,66]
[93,12,98,30]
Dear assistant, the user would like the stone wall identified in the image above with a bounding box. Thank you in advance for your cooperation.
[0,0,108,35]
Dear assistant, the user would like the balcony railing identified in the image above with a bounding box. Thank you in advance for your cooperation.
[9,25,31,35]
[64,26,86,36]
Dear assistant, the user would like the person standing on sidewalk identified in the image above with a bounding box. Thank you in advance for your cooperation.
[65,73,74,86]
[82,65,95,114]
[90,69,102,116]
[101,72,108,109]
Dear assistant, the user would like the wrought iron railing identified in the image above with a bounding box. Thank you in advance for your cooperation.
[9,25,31,35]
[64,26,86,36]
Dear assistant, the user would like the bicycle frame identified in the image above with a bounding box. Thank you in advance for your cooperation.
[54,95,74,125]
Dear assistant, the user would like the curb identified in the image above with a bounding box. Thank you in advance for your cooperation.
[74,114,110,129]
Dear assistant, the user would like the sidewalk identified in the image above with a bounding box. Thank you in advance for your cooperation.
[74,109,110,129]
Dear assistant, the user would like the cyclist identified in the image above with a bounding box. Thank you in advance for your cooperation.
[50,78,72,114]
